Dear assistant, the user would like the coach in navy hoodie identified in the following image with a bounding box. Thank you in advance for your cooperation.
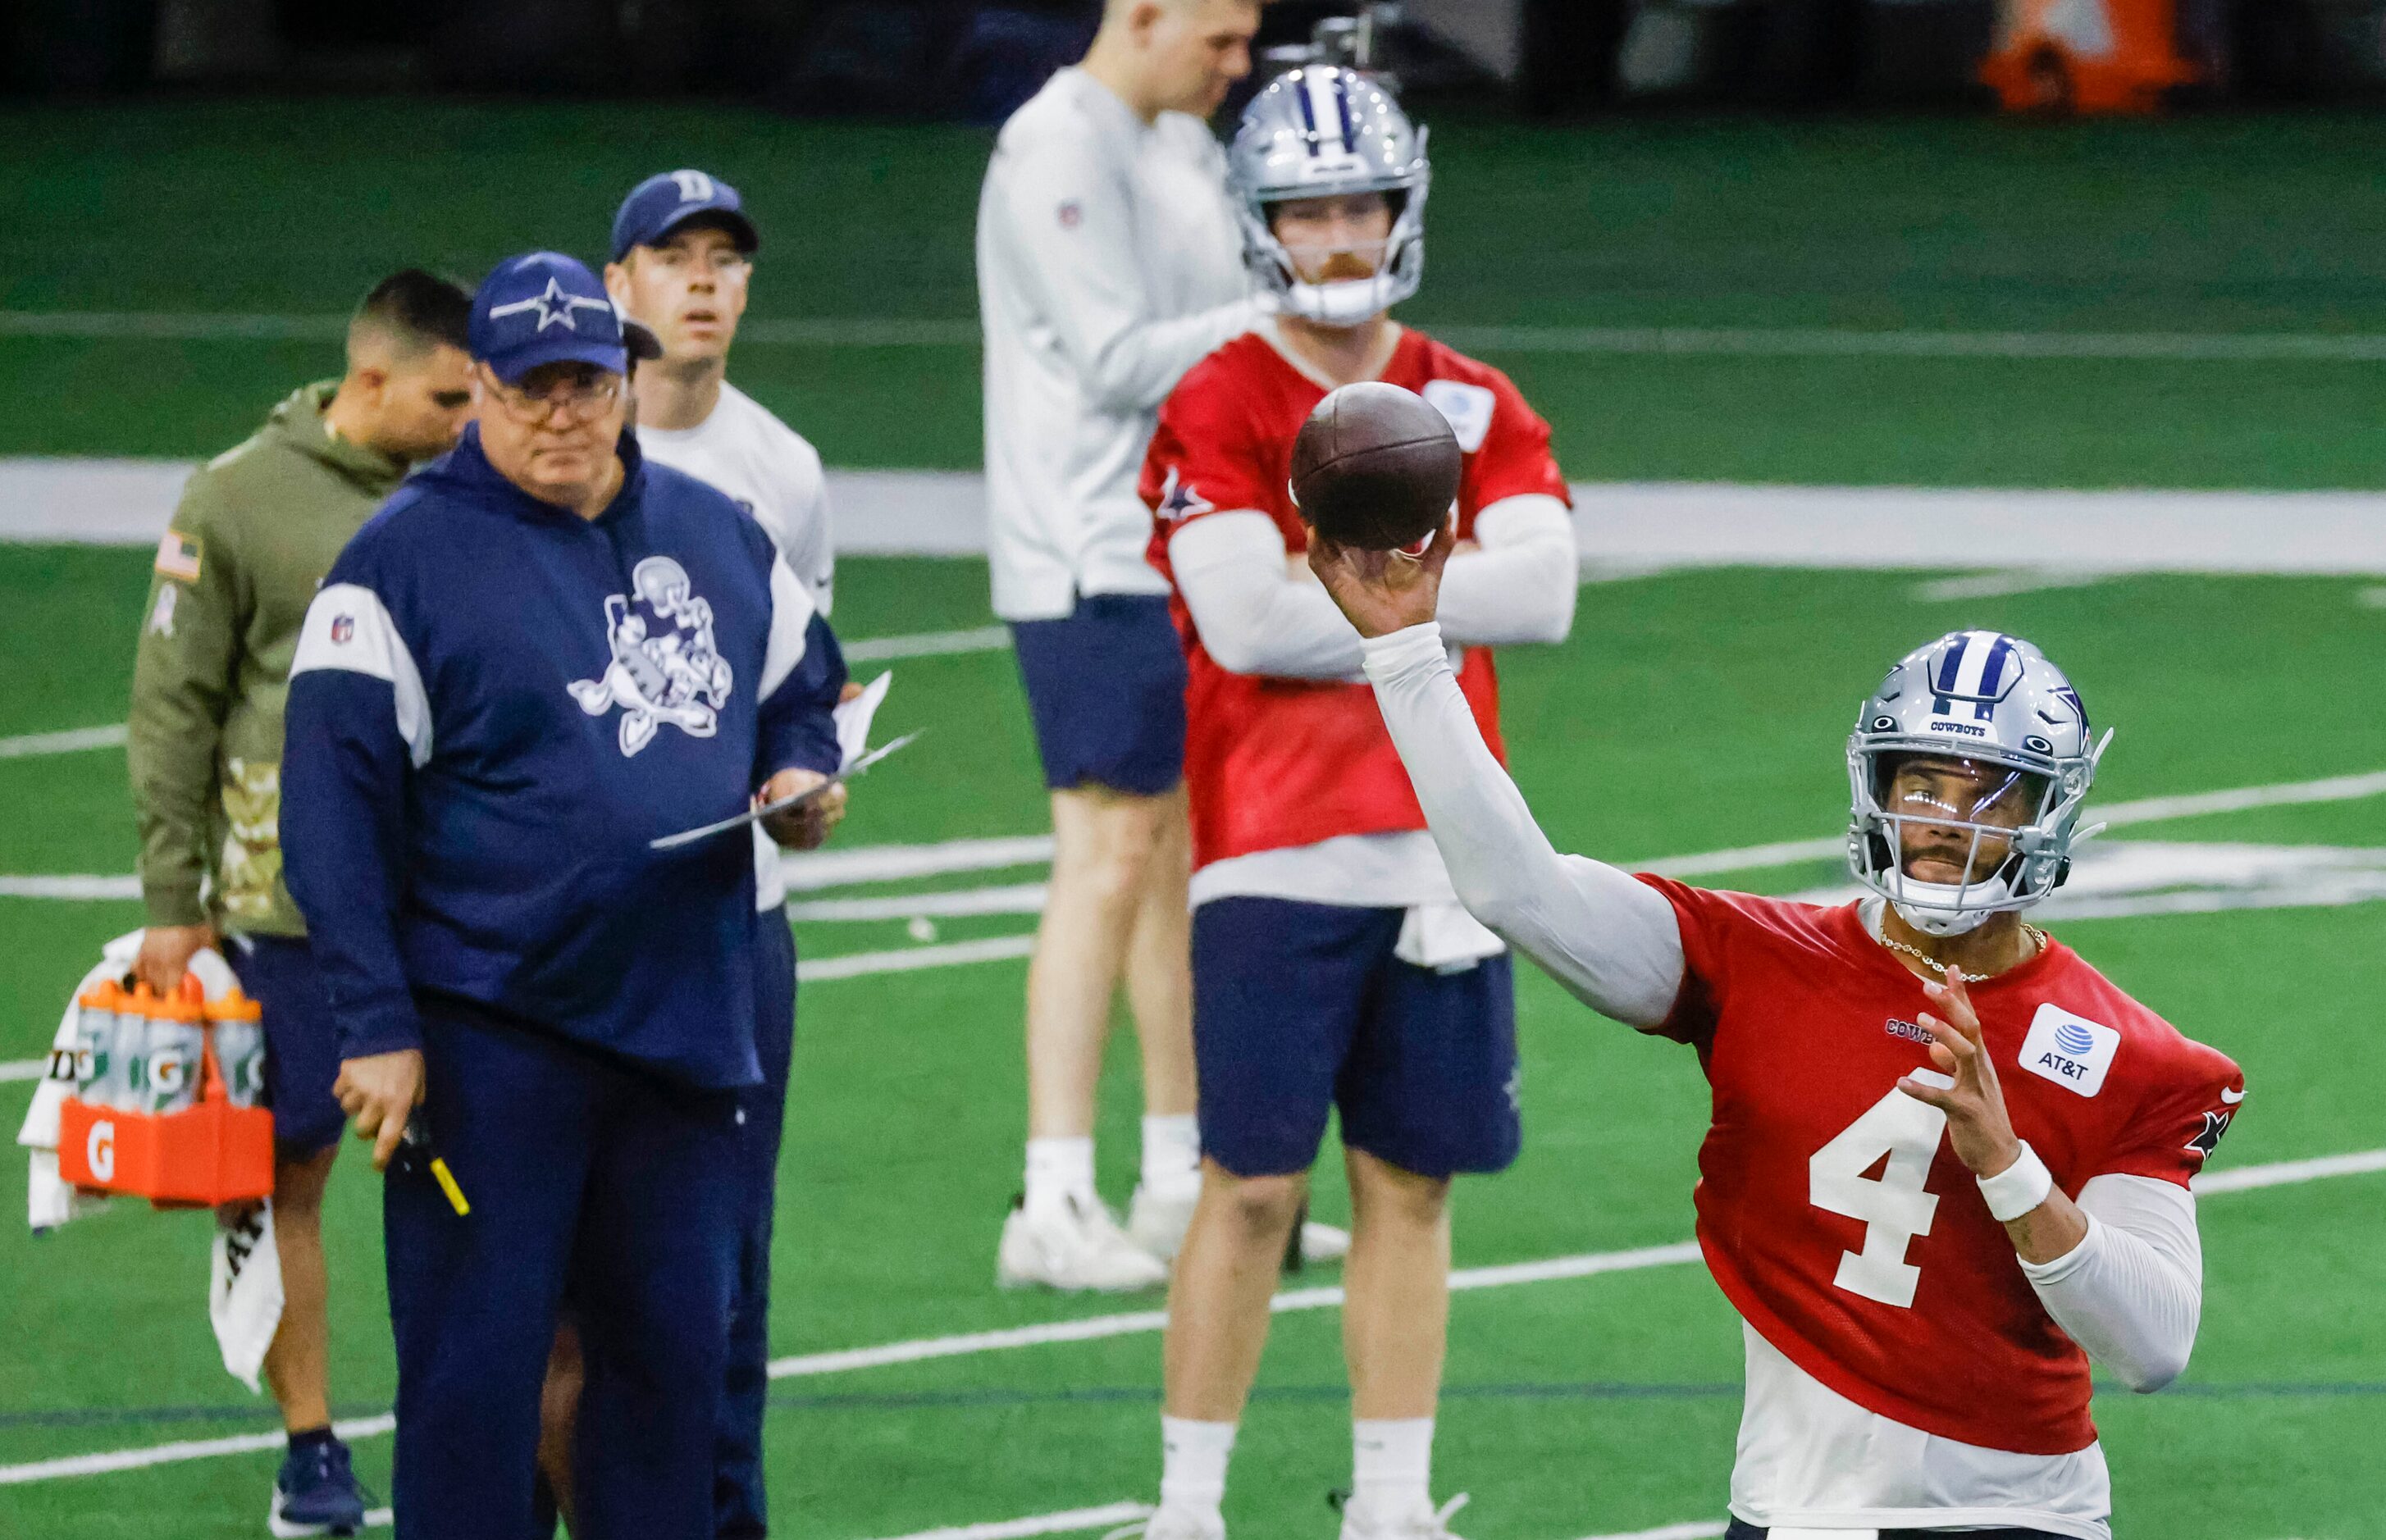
[281,252,846,1540]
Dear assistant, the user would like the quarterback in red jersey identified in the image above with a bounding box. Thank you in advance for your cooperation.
[1312,521,2247,1540]
[1125,67,1577,1540]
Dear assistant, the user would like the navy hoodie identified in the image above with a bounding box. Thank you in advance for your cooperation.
[281,425,846,1089]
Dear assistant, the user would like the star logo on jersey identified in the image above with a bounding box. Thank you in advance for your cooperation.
[1155,467,1211,526]
[487,276,614,334]
[2186,1108,2234,1161]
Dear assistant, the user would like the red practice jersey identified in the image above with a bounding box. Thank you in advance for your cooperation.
[1640,877,2245,1456]
[1142,327,1570,870]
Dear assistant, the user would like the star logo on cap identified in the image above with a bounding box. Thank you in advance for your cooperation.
[488,277,614,334]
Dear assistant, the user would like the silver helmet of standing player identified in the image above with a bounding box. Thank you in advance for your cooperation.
[1845,630,2113,936]
[1228,66,1430,328]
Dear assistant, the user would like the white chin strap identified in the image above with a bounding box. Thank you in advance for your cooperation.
[1284,276,1389,327]
[1890,875,2013,937]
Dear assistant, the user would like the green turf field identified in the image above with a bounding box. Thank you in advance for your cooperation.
[9,103,2386,485]
[3,99,2384,1539]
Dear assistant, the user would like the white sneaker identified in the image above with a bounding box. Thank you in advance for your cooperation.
[1103,1505,1224,1540]
[1126,1182,1199,1263]
[998,1194,1169,1292]
[1297,1219,1351,1267]
[1336,1493,1470,1540]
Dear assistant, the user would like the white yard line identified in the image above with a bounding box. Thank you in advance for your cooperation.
[788,884,1047,923]
[0,876,139,900]
[860,1501,1152,1540]
[0,724,125,759]
[0,1412,394,1486]
[1569,1524,1729,1540]
[21,459,2386,576]
[842,626,1011,663]
[1913,570,2110,602]
[1,1059,46,1082]
[20,311,2386,362]
[796,934,1037,982]
[0,1152,2373,1487]
[781,835,1056,893]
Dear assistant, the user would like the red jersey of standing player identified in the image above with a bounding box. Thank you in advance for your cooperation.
[1140,327,1568,872]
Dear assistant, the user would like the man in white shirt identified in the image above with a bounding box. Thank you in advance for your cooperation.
[605,167,837,1538]
[976,0,1266,1291]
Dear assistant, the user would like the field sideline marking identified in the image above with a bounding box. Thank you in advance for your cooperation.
[0,724,127,759]
[21,310,2386,362]
[0,1151,2374,1487]
[1572,1524,1728,1540]
[862,1501,1150,1540]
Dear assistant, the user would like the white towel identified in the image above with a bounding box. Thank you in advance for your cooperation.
[1393,900,1509,973]
[211,1202,285,1394]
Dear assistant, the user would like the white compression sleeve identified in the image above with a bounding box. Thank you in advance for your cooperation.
[1360,622,1685,1027]
[2020,1173,2203,1392]
[1170,513,1366,680]
[1435,494,1578,648]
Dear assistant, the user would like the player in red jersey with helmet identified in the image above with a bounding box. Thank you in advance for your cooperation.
[1310,510,2246,1539]
[1124,67,1578,1540]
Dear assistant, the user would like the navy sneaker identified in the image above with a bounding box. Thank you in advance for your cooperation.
[269,1435,368,1538]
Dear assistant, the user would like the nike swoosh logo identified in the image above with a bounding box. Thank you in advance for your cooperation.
[2220,1087,2247,1104]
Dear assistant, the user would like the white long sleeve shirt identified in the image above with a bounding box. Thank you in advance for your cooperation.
[977,66,1257,621]
[636,382,834,913]
[1357,622,2209,1537]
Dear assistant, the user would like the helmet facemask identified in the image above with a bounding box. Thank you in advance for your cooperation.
[1850,754,2064,936]
[1241,165,1430,328]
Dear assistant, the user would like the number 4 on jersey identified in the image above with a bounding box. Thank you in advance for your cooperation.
[1809,1080,1953,1309]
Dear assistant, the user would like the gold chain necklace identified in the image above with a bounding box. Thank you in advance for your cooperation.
[1879,924,2048,979]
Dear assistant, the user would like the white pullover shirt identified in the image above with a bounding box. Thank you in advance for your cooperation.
[636,382,834,913]
[977,66,1257,621]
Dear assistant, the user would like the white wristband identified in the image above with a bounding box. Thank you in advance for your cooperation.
[1977,1141,2055,1222]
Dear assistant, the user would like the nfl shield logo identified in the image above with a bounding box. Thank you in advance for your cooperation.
[331,615,355,645]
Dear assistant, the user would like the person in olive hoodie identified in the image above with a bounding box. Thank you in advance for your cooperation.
[126,270,472,1538]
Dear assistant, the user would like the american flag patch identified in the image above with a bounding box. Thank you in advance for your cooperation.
[153,531,203,582]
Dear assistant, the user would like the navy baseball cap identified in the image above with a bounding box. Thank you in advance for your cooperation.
[468,252,629,383]
[611,169,760,262]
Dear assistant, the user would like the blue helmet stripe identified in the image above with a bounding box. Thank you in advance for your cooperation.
[1294,71,1321,146]
[1334,75,1358,151]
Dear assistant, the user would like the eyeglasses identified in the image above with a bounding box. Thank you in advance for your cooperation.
[481,368,623,424]
[648,246,750,280]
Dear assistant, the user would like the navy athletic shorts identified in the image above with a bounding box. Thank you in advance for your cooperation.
[227,932,348,1155]
[1191,896,1520,1180]
[1010,593,1188,796]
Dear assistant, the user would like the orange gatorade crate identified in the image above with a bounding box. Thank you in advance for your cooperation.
[56,978,274,1210]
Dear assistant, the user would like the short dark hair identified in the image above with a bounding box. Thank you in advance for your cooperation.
[352,269,471,356]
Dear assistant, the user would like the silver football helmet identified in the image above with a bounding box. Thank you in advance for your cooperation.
[1227,66,1429,327]
[1845,630,2113,936]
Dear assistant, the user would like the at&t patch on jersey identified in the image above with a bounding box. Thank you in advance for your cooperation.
[2019,1003,2120,1096]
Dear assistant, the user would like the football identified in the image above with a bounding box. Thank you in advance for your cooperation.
[1289,381,1463,551]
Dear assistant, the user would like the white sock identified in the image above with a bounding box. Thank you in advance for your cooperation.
[1353,1418,1433,1517]
[1140,1114,1202,1201]
[1024,1136,1097,1214]
[1159,1415,1236,1511]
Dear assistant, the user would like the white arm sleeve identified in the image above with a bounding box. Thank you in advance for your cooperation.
[1360,622,1686,1026]
[2019,1173,2203,1393]
[1169,513,1367,680]
[1435,494,1579,647]
[994,136,1255,415]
